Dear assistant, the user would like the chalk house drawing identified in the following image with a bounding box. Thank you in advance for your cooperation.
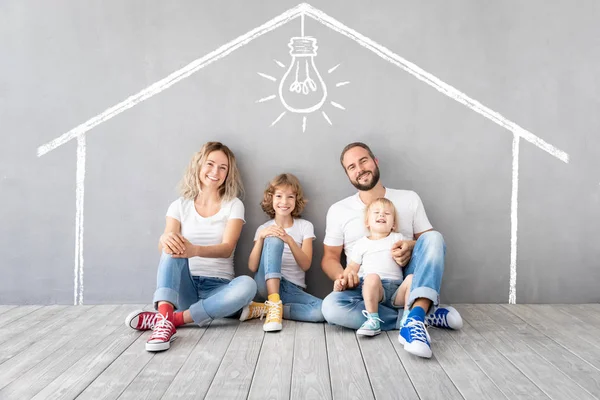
[256,14,349,132]
[36,3,569,305]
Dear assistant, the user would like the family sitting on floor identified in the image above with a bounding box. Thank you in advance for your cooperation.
[124,141,463,359]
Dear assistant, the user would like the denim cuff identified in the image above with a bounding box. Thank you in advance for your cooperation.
[265,272,282,281]
[407,286,440,313]
[189,300,213,327]
[153,287,181,310]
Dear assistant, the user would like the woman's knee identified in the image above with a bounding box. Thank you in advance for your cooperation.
[233,275,257,302]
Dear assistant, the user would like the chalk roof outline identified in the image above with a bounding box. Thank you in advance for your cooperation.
[35,3,570,305]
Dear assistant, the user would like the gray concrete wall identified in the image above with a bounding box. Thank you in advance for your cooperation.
[2,0,599,304]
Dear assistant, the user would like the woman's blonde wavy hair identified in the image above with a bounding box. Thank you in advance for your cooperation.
[260,173,307,219]
[178,142,244,201]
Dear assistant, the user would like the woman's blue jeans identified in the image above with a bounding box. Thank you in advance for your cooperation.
[254,237,324,322]
[153,252,257,326]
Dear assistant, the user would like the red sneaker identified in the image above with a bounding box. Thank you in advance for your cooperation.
[125,310,159,331]
[146,315,176,352]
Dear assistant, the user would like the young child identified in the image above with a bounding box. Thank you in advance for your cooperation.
[334,197,414,336]
[241,173,324,332]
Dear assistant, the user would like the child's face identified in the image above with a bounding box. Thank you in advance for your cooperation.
[272,186,296,217]
[367,203,395,234]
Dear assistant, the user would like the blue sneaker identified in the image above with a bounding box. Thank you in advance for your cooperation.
[357,310,383,336]
[399,317,432,358]
[425,306,463,330]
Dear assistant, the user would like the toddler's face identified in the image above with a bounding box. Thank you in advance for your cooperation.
[367,203,395,234]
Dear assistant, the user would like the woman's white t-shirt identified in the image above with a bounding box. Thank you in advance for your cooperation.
[166,197,245,279]
[253,218,316,288]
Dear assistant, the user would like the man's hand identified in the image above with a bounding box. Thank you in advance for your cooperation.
[160,232,186,255]
[391,240,415,267]
[172,237,197,258]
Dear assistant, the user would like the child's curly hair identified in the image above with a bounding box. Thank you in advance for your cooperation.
[260,173,307,219]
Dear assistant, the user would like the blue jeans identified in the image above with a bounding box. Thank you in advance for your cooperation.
[153,252,257,326]
[321,231,445,331]
[254,237,324,322]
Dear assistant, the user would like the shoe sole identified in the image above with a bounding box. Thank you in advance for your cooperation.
[146,335,176,352]
[357,329,381,336]
[125,310,149,331]
[263,322,282,332]
[398,334,432,358]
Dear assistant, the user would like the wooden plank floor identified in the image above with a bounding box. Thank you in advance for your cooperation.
[0,304,599,400]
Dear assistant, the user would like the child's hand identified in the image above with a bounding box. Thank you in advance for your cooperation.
[258,225,285,239]
[333,278,345,292]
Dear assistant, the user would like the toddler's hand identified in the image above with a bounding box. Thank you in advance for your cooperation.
[333,278,344,292]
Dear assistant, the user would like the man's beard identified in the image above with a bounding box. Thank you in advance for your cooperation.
[351,167,380,191]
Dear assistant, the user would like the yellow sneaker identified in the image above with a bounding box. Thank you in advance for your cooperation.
[263,300,283,332]
[239,301,267,321]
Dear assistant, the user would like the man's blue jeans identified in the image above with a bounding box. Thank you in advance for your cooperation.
[153,252,257,326]
[254,237,324,322]
[321,231,445,331]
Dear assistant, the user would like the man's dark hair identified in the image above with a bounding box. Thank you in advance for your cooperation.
[339,142,377,168]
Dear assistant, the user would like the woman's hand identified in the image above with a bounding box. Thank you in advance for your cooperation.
[160,232,186,255]
[171,237,198,259]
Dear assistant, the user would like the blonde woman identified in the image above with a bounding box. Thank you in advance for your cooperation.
[125,142,256,352]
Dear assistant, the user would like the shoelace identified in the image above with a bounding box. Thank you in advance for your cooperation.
[250,304,267,320]
[265,301,282,322]
[361,310,384,328]
[140,313,158,330]
[405,318,430,343]
[149,314,175,341]
[426,309,448,328]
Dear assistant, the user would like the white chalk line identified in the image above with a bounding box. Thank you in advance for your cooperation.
[322,111,332,125]
[304,5,569,164]
[256,94,277,103]
[271,111,286,126]
[38,2,568,166]
[75,136,86,305]
[336,81,350,87]
[274,59,286,68]
[37,3,305,157]
[328,63,341,74]
[509,134,520,304]
[258,72,277,82]
[330,101,345,110]
[302,116,307,132]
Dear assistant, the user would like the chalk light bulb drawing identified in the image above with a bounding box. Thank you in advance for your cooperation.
[256,14,349,132]
[278,37,327,113]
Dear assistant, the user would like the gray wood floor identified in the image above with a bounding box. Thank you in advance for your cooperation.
[0,304,599,400]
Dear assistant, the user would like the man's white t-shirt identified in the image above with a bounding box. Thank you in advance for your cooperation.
[324,188,432,263]
[254,218,316,288]
[166,197,245,279]
[350,232,406,281]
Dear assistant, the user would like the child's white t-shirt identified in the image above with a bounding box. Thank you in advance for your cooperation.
[254,218,316,288]
[166,197,245,279]
[350,232,406,281]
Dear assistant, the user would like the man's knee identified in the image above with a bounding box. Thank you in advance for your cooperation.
[418,230,445,249]
[321,292,344,323]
